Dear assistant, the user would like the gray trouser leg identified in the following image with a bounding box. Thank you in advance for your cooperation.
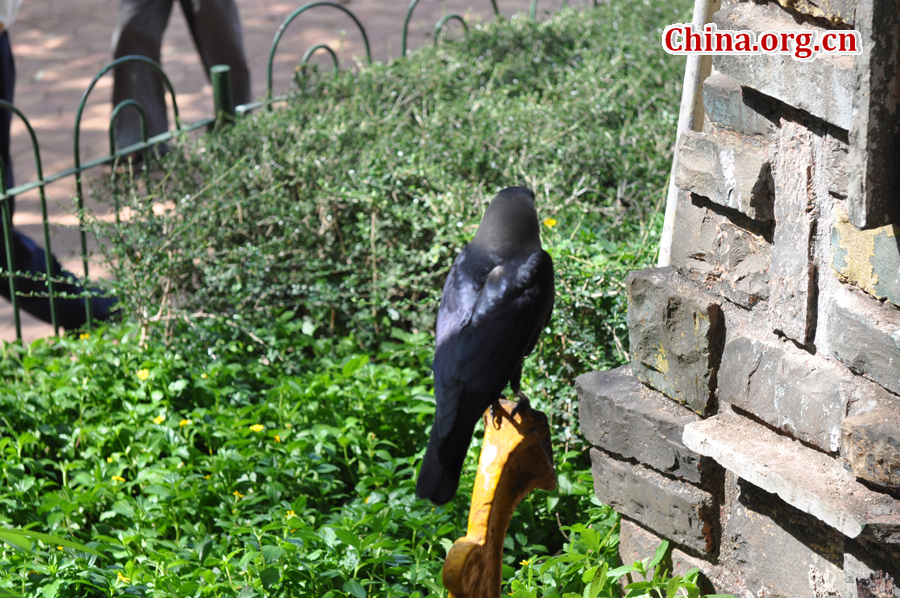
[111,0,175,149]
[179,0,252,106]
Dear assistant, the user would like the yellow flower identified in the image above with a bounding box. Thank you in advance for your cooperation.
[56,546,64,551]
[249,424,265,432]
[286,510,296,519]
[112,475,125,483]
[79,332,90,341]
[180,419,192,427]
[274,435,282,443]
[204,474,211,480]
[543,217,557,227]
[233,490,244,499]
[201,373,208,379]
[520,559,531,566]
[364,496,369,504]
[153,414,165,425]
[136,369,149,381]
[117,571,130,583]
[106,457,113,463]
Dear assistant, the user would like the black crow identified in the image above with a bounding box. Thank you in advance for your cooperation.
[416,186,555,505]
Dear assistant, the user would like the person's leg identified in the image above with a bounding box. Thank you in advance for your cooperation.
[0,32,118,330]
[179,0,251,106]
[111,0,176,149]
[0,31,12,194]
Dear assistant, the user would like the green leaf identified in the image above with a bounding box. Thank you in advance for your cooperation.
[261,544,284,563]
[342,580,366,598]
[0,529,103,558]
[40,580,63,598]
[341,355,369,378]
[259,567,280,590]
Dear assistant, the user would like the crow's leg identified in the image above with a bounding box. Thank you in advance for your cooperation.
[488,398,504,429]
[511,390,532,417]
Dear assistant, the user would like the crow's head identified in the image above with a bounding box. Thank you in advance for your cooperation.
[472,187,542,256]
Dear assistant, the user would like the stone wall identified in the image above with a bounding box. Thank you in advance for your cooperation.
[577,0,900,595]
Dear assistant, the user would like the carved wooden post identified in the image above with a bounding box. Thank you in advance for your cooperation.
[442,399,557,598]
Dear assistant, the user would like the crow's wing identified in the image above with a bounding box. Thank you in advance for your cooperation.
[431,247,554,440]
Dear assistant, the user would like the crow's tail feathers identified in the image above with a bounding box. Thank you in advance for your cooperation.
[415,417,478,506]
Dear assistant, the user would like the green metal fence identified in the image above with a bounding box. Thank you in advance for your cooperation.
[0,0,557,342]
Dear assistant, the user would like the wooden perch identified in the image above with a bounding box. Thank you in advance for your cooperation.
[442,399,557,598]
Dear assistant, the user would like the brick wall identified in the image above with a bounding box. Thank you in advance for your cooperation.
[577,1,900,595]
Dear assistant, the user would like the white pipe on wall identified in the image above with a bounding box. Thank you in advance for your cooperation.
[657,0,721,267]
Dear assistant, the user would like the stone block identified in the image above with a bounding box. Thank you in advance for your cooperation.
[717,335,850,452]
[847,0,900,229]
[589,448,716,555]
[827,300,900,397]
[724,480,846,598]
[576,365,712,485]
[626,267,725,415]
[771,0,856,27]
[832,204,900,307]
[713,2,855,131]
[674,129,773,222]
[769,121,816,345]
[683,410,900,543]
[845,547,900,598]
[842,401,900,490]
[703,71,777,139]
[670,192,771,308]
[824,133,848,198]
[618,520,719,595]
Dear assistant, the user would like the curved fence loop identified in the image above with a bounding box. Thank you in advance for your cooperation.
[109,99,149,161]
[73,55,178,326]
[401,0,423,57]
[109,99,150,224]
[267,1,371,101]
[0,99,57,337]
[301,43,340,74]
[433,14,468,47]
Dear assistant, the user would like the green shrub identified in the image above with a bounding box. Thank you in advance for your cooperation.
[0,320,599,597]
[89,2,687,442]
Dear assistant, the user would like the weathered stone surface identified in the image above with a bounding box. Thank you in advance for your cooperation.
[845,548,900,598]
[576,365,711,485]
[589,448,716,554]
[626,268,724,415]
[683,410,900,542]
[725,480,846,598]
[769,121,816,345]
[842,401,900,490]
[772,0,856,27]
[828,300,900,396]
[674,129,773,222]
[824,133,848,198]
[618,520,719,595]
[703,71,777,139]
[717,335,850,452]
[848,0,900,229]
[713,2,855,131]
[670,192,771,308]
[832,204,900,307]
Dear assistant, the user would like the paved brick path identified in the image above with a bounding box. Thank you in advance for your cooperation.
[2,0,577,342]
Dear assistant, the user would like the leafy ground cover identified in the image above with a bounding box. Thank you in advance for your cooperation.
[0,2,728,597]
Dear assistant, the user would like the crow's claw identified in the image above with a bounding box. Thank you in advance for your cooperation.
[489,400,504,429]
[511,390,532,417]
